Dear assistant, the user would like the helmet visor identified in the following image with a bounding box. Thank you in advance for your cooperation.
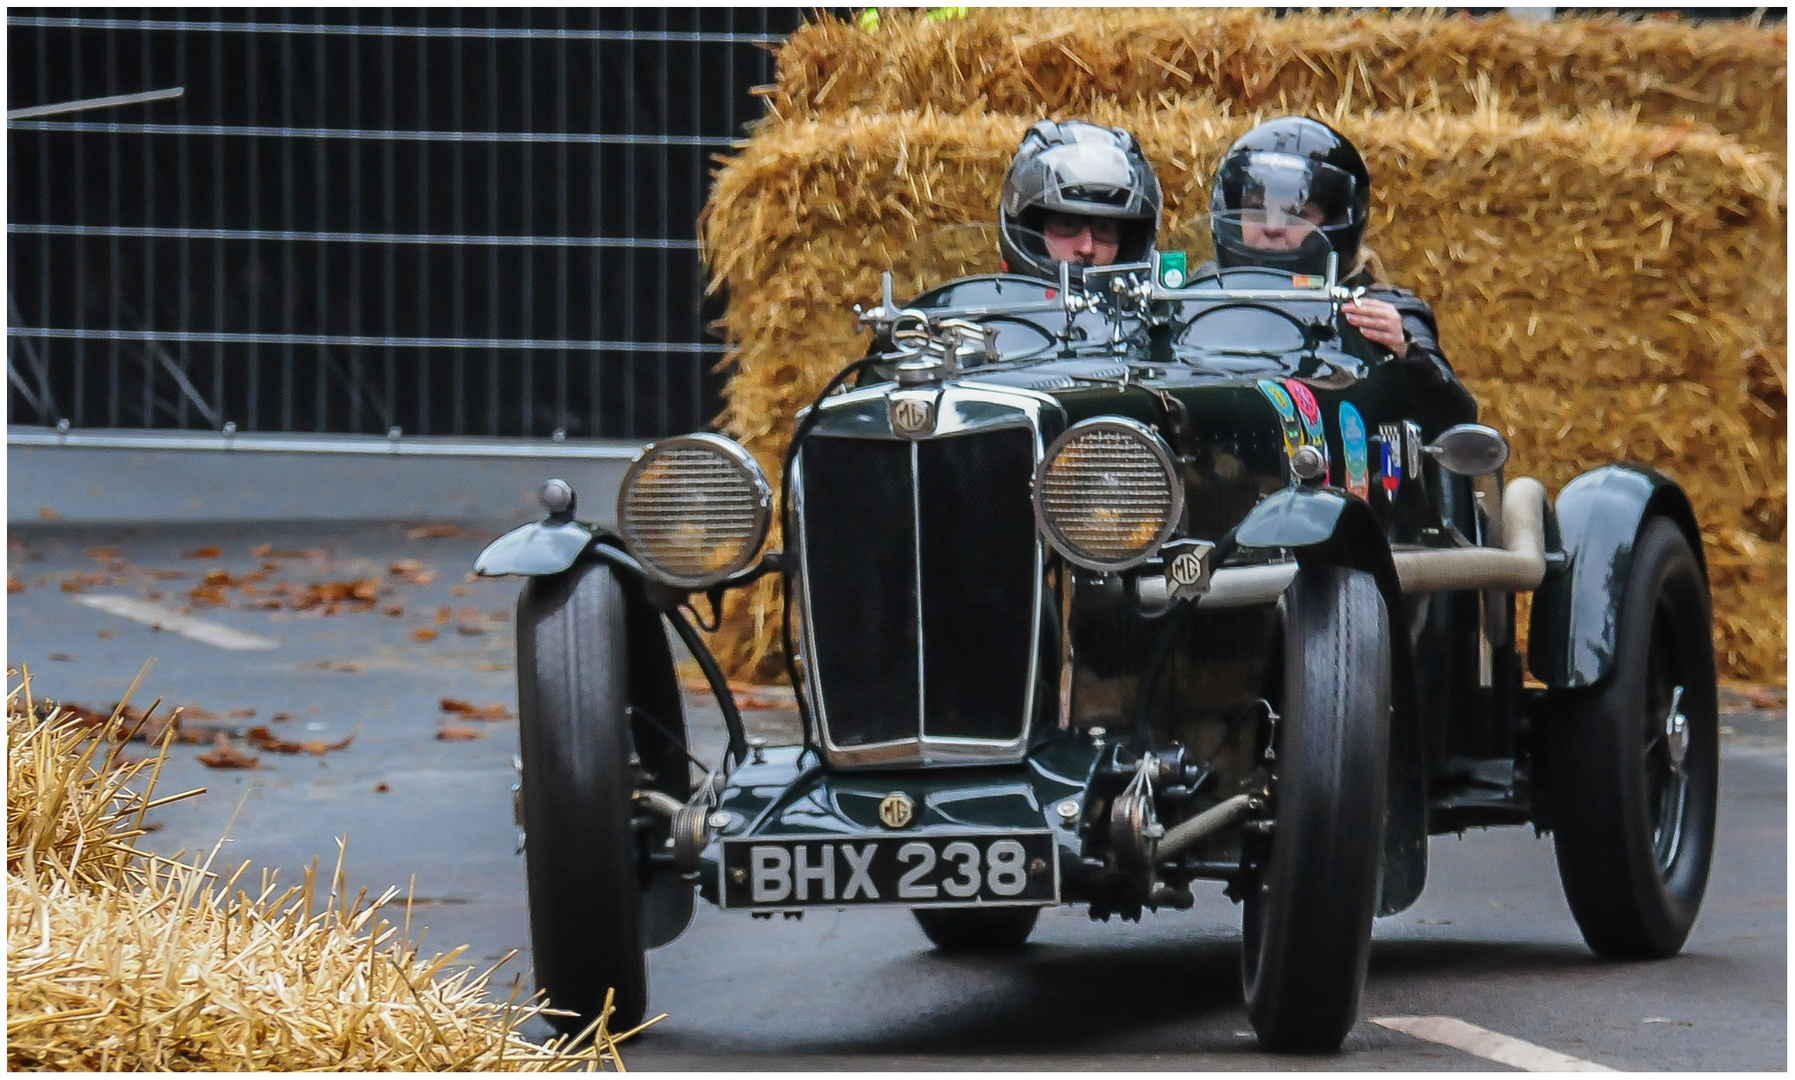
[1037,140,1151,218]
[1230,152,1359,233]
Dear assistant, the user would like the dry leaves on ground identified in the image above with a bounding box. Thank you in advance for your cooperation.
[436,725,487,741]
[196,731,260,770]
[246,725,358,755]
[441,698,513,721]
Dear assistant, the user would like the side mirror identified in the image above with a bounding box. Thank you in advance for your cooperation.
[1424,423,1510,476]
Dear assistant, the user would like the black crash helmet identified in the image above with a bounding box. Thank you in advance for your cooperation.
[998,119,1163,282]
[1209,117,1372,276]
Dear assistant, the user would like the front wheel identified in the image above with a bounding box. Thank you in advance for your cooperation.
[517,559,685,1036]
[1541,517,1718,958]
[1242,564,1390,1053]
[913,907,1039,953]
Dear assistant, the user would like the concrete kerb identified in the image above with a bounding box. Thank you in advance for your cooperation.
[7,427,642,527]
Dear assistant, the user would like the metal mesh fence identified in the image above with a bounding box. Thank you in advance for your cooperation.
[7,9,807,440]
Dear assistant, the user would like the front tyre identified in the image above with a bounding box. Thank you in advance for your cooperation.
[913,907,1039,953]
[1541,518,1718,959]
[1242,564,1390,1053]
[517,560,652,1036]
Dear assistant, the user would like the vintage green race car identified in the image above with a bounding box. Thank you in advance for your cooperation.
[475,218,1717,1052]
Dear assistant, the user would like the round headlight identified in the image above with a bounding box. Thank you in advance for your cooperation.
[617,434,771,589]
[1035,418,1183,572]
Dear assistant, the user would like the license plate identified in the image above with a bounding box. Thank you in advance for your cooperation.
[719,830,1058,910]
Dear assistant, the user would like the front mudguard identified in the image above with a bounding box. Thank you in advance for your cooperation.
[1233,485,1426,916]
[1528,464,1706,689]
[474,517,607,577]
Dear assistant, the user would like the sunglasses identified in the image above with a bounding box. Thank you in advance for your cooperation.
[1041,214,1122,243]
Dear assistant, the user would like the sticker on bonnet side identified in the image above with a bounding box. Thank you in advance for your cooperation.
[1339,402,1370,500]
[1283,379,1326,446]
[1257,379,1306,456]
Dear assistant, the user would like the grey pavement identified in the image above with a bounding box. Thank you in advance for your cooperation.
[5,520,1786,1070]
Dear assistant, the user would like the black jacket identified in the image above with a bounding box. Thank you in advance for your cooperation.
[1341,269,1479,438]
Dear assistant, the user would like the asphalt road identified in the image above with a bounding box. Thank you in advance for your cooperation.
[7,522,1786,1070]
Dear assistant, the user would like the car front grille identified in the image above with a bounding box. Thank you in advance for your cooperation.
[799,423,1040,764]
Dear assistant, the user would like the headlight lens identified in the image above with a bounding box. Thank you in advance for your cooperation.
[617,434,771,589]
[1035,418,1183,571]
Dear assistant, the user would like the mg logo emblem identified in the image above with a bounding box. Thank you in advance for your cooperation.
[1169,552,1204,588]
[889,394,935,437]
[878,792,916,829]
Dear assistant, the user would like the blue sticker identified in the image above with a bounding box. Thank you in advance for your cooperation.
[1339,402,1369,500]
[1258,379,1305,456]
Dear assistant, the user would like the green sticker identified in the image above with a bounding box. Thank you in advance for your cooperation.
[1159,251,1188,289]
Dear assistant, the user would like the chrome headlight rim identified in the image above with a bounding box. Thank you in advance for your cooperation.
[1034,416,1184,573]
[616,432,772,590]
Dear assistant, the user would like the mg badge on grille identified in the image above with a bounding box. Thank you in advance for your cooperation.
[878,792,917,829]
[888,391,938,438]
[1162,539,1215,600]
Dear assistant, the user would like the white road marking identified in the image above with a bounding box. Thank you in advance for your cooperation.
[73,594,280,651]
[1373,1016,1614,1072]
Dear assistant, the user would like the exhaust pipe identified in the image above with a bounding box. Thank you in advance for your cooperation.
[1192,476,1550,609]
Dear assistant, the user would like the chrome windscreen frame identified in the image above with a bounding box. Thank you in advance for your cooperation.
[793,381,1061,768]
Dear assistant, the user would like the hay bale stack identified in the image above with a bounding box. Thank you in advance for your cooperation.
[6,672,628,1071]
[701,93,1784,682]
[764,9,1787,160]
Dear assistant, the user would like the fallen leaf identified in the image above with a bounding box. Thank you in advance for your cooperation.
[97,629,116,639]
[228,708,256,718]
[38,507,60,520]
[183,546,224,559]
[436,725,487,741]
[384,604,405,617]
[60,580,86,593]
[408,524,483,540]
[448,585,470,596]
[1744,686,1783,710]
[247,725,357,754]
[48,653,73,662]
[271,712,293,721]
[440,698,513,721]
[86,546,122,561]
[198,732,260,769]
[7,576,22,593]
[456,624,487,636]
[408,569,437,585]
[374,782,390,793]
[411,627,439,642]
[434,607,451,626]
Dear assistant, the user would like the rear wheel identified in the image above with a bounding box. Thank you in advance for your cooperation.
[1541,518,1717,958]
[1242,564,1390,1053]
[913,907,1040,953]
[517,559,687,1037]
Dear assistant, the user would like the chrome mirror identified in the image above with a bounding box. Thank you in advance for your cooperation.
[1424,423,1510,476]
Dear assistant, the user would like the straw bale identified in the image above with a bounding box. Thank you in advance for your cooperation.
[6,670,635,1071]
[764,9,1787,160]
[700,94,1784,683]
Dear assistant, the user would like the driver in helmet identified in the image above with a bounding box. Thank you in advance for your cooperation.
[998,119,1162,281]
[1210,116,1477,434]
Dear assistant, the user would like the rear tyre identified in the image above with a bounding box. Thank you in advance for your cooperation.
[913,907,1040,953]
[1541,518,1717,959]
[1242,564,1390,1053]
[517,559,665,1037]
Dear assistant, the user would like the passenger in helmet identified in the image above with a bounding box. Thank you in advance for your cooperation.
[999,119,1162,281]
[1210,116,1477,435]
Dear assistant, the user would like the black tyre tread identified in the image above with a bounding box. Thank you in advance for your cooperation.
[517,561,648,1035]
[1543,518,1717,959]
[1245,564,1390,1053]
[913,906,1040,953]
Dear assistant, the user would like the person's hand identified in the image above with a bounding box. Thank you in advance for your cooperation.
[1344,297,1408,357]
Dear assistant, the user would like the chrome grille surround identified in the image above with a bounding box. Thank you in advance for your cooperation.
[795,382,1058,768]
[1035,417,1183,572]
[617,433,771,590]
